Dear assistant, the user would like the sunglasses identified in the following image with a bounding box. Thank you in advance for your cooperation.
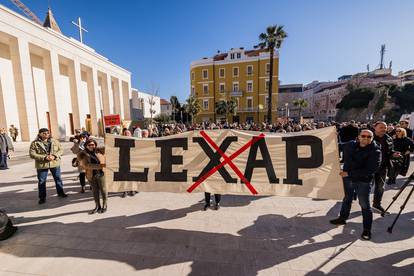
[360,135,372,139]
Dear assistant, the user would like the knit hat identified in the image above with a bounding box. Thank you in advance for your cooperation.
[38,128,49,134]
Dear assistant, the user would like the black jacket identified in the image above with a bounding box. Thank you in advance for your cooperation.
[393,137,414,153]
[343,140,382,182]
[374,134,394,168]
[339,125,359,143]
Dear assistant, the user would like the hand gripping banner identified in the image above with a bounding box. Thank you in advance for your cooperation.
[105,127,343,200]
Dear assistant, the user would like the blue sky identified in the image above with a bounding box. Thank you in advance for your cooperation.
[4,0,414,102]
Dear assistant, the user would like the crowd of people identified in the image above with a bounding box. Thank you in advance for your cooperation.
[1,117,413,241]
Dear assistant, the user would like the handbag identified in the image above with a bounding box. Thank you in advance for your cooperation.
[72,157,79,167]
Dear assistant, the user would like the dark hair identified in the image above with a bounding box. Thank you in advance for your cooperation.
[374,121,386,127]
[84,139,97,148]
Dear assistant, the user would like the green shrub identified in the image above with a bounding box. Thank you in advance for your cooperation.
[336,87,375,110]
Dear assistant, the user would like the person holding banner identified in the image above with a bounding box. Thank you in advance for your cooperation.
[71,133,88,193]
[330,129,381,240]
[77,139,107,214]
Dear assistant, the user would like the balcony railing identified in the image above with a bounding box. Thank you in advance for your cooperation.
[230,90,243,97]
[237,107,256,112]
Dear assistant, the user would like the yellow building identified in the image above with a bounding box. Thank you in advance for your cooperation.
[190,47,279,123]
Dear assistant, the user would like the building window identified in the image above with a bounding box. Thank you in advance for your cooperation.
[266,63,270,74]
[247,81,253,92]
[219,83,225,93]
[202,69,208,79]
[191,86,195,95]
[230,53,235,59]
[233,82,239,92]
[247,65,253,76]
[219,68,225,78]
[265,96,269,105]
[203,84,208,94]
[265,80,270,91]
[203,99,209,110]
[247,98,253,109]
[237,53,241,59]
[191,72,195,80]
[233,67,239,77]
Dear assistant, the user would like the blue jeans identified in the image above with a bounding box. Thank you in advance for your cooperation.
[339,177,373,231]
[37,167,65,199]
[0,153,8,169]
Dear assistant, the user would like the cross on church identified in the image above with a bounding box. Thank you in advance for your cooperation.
[71,17,88,43]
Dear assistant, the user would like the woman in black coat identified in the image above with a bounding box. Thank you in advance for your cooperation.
[387,128,414,184]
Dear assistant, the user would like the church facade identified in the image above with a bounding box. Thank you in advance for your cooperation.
[0,4,132,141]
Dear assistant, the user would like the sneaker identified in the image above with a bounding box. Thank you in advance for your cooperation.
[38,198,46,204]
[203,204,210,211]
[373,205,385,213]
[361,230,371,240]
[329,217,346,225]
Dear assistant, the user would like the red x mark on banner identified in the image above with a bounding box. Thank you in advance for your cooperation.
[187,131,265,195]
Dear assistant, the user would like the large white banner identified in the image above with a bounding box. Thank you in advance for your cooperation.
[105,127,344,200]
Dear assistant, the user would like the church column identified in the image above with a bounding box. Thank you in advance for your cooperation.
[92,67,104,136]
[12,37,38,141]
[117,77,124,118]
[106,72,114,114]
[84,66,98,136]
[121,80,131,120]
[72,58,84,129]
[47,49,64,139]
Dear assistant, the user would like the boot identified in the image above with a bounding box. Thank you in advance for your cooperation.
[88,203,101,215]
[99,201,107,214]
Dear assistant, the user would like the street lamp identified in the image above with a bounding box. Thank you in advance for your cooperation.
[285,103,289,118]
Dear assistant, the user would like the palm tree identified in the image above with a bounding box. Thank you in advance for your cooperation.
[226,98,237,117]
[215,99,237,122]
[215,100,227,116]
[293,98,308,120]
[258,25,287,124]
[185,95,201,124]
[170,96,180,122]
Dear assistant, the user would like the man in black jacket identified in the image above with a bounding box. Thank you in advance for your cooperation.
[399,120,413,140]
[330,129,381,240]
[339,120,359,143]
[372,121,397,212]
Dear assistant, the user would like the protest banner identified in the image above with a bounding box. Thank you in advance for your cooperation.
[105,126,343,200]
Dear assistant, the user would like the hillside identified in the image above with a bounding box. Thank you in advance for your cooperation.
[335,83,414,122]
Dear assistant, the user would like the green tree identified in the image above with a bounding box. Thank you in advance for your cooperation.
[215,98,237,121]
[258,25,287,123]
[154,113,172,124]
[185,95,201,124]
[215,100,227,116]
[293,98,308,119]
[336,86,375,110]
[392,83,414,113]
[170,96,180,122]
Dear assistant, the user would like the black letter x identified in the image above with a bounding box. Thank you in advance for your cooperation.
[193,136,238,183]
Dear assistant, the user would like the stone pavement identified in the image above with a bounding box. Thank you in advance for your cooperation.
[0,142,413,276]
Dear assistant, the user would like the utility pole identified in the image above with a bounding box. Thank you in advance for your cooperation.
[379,44,386,69]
